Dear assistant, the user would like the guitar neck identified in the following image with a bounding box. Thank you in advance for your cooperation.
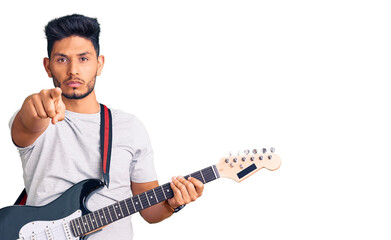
[70,165,220,237]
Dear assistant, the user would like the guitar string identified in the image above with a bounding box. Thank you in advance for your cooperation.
[72,166,218,235]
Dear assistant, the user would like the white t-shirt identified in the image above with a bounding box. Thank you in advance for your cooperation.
[10,109,158,240]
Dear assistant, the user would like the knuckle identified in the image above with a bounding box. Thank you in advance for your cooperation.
[185,196,192,203]
[190,195,197,201]
[39,89,48,96]
[31,94,40,102]
[46,105,55,113]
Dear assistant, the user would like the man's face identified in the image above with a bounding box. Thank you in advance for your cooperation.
[44,36,104,99]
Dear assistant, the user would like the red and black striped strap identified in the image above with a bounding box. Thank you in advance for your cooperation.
[14,188,27,205]
[14,104,113,205]
[100,104,113,188]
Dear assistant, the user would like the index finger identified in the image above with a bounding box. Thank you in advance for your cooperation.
[50,87,62,100]
[188,176,204,196]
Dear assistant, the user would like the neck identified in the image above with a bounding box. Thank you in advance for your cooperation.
[70,165,220,237]
[62,90,100,114]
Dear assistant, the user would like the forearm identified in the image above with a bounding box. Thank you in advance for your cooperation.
[12,109,50,147]
[139,200,174,224]
[12,89,65,147]
[17,106,50,133]
[131,176,204,224]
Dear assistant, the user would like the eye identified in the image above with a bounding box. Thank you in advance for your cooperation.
[80,57,88,62]
[57,58,68,63]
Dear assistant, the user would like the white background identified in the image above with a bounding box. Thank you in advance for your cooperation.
[0,1,390,239]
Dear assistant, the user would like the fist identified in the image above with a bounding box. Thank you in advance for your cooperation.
[168,176,204,210]
[26,87,66,124]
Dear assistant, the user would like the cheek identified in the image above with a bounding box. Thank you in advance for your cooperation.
[50,65,67,77]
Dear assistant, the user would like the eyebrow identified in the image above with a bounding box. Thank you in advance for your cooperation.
[53,52,92,57]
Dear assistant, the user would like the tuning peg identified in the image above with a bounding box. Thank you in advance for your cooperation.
[262,148,267,154]
[229,151,232,157]
[252,149,258,154]
[244,149,250,155]
[270,147,275,153]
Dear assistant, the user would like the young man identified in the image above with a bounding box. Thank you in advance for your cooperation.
[10,14,203,239]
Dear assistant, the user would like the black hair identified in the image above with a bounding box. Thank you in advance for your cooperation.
[44,14,100,58]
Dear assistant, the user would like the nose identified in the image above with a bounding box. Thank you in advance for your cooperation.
[68,60,79,76]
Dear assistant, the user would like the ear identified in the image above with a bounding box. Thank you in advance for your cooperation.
[43,57,52,78]
[97,55,105,76]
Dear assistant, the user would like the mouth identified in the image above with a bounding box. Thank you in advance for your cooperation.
[64,79,84,88]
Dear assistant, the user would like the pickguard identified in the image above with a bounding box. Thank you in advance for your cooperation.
[18,210,82,240]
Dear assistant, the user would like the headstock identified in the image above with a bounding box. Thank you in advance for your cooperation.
[216,148,281,182]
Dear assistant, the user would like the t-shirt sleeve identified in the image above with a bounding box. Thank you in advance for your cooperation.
[128,116,158,183]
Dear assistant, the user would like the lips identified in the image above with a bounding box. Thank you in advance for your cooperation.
[65,80,83,88]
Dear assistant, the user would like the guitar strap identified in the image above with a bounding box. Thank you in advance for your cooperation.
[14,104,113,205]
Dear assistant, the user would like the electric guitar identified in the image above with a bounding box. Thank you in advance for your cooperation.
[0,148,281,240]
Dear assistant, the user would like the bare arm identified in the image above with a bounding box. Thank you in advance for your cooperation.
[131,176,204,223]
[11,88,65,147]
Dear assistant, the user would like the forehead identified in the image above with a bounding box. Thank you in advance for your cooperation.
[51,36,96,57]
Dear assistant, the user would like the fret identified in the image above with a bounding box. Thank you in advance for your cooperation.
[212,165,220,179]
[137,195,144,209]
[120,200,130,216]
[91,212,98,229]
[199,170,206,183]
[99,208,108,225]
[148,189,158,205]
[152,189,158,201]
[82,216,89,234]
[71,219,80,237]
[139,193,150,209]
[88,213,98,229]
[84,215,92,233]
[145,192,151,206]
[201,166,217,183]
[77,217,86,235]
[188,171,203,183]
[94,210,103,227]
[81,215,90,233]
[103,207,113,223]
[154,186,165,202]
[118,202,125,218]
[161,185,167,199]
[88,213,97,230]
[108,205,118,221]
[132,196,143,212]
[162,183,174,199]
[127,198,137,214]
[113,203,122,219]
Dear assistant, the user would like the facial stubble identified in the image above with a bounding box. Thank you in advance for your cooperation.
[52,75,96,100]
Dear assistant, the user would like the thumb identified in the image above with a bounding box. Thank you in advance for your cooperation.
[52,103,66,124]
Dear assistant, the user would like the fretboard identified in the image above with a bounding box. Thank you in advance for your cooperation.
[70,165,220,237]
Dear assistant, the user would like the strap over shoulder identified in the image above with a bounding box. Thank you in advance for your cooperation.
[100,104,113,188]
